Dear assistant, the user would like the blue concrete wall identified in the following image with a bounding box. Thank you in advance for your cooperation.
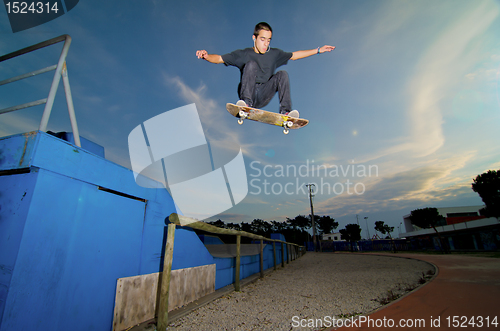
[0,131,295,330]
[213,242,287,290]
[170,228,214,271]
[0,131,212,331]
[0,171,37,324]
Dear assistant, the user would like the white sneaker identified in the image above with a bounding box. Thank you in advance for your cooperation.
[236,100,247,107]
[287,110,299,118]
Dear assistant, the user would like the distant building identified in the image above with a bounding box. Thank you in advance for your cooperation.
[401,206,499,251]
[321,232,344,241]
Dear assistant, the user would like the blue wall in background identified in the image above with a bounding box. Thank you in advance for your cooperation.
[212,243,288,290]
[0,131,210,331]
[0,131,295,331]
[169,228,214,271]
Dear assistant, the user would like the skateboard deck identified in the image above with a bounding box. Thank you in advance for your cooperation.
[226,103,309,134]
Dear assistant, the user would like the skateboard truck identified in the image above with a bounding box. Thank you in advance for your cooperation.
[282,120,293,134]
[238,110,248,125]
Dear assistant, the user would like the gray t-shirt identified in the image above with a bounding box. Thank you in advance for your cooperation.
[222,47,293,83]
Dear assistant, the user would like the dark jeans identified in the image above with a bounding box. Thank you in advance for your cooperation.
[238,60,292,114]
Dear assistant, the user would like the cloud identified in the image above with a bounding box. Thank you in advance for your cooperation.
[162,74,280,168]
[313,152,478,217]
[355,1,499,163]
[0,112,41,136]
[407,2,498,157]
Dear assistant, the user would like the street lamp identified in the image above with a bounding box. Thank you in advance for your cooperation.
[364,217,370,239]
[306,184,317,251]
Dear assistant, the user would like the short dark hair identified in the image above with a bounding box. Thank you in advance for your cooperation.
[254,22,272,37]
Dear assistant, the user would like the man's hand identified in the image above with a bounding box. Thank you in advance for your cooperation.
[196,50,208,59]
[319,45,335,53]
[291,45,336,60]
[196,50,224,64]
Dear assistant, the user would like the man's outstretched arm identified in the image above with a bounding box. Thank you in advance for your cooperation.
[291,45,335,60]
[196,50,224,64]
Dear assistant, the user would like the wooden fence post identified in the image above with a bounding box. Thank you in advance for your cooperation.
[286,244,290,264]
[157,223,176,330]
[235,235,241,291]
[260,239,264,278]
[273,241,277,271]
[281,242,285,268]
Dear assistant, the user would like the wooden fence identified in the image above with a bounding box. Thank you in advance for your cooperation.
[156,213,306,330]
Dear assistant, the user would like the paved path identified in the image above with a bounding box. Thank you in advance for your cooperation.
[332,253,500,330]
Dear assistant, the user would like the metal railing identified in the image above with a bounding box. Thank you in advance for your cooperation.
[0,34,81,147]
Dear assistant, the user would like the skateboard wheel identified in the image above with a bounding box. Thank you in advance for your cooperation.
[286,121,293,128]
[283,128,289,135]
[239,110,247,119]
[238,119,244,125]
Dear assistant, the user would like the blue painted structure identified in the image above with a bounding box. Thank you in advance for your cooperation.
[197,233,289,289]
[0,130,294,330]
[211,242,287,290]
[0,131,214,331]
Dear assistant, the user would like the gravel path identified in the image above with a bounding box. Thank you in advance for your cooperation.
[166,253,435,331]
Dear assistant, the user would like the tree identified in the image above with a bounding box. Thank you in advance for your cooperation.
[270,220,287,233]
[207,219,225,228]
[316,216,339,235]
[472,169,500,220]
[225,222,241,231]
[250,219,273,236]
[408,207,448,253]
[374,221,396,252]
[339,223,362,252]
[201,216,318,246]
[240,222,253,234]
[287,215,311,229]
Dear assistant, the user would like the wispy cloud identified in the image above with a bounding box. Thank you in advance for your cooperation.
[313,1,500,220]
[162,74,244,164]
[162,74,278,167]
[314,152,478,217]
[353,1,499,163]
[403,1,498,157]
[0,112,41,136]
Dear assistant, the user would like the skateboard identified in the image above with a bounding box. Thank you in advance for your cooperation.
[226,103,309,134]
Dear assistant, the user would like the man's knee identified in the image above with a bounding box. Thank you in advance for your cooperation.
[276,70,289,81]
[243,60,259,73]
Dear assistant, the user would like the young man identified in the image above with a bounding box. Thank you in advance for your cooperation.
[196,22,335,118]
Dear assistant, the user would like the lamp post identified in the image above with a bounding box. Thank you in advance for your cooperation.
[306,184,317,251]
[364,217,370,239]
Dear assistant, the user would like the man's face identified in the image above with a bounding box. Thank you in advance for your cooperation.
[253,29,272,54]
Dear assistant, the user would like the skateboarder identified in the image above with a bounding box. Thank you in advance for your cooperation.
[196,22,335,118]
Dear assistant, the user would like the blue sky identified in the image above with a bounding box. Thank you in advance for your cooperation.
[1,0,500,237]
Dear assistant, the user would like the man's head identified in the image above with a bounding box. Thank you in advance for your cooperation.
[253,22,272,54]
[253,22,272,37]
